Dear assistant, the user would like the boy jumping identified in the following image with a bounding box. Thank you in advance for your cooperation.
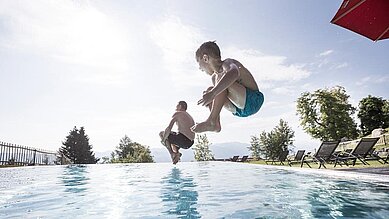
[191,41,264,133]
[160,101,195,164]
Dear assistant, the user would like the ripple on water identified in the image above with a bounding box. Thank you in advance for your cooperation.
[0,163,389,218]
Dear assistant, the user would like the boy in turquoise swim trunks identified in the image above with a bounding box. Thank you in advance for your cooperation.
[191,41,264,133]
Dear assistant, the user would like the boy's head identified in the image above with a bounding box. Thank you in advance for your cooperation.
[177,101,187,111]
[195,41,221,62]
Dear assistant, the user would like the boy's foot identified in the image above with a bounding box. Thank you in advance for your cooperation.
[172,152,182,164]
[191,120,221,133]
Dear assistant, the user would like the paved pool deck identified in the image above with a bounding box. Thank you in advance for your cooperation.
[336,167,389,175]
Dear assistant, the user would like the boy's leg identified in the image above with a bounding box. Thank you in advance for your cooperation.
[159,131,166,146]
[192,82,246,133]
[226,82,247,109]
[204,85,237,113]
[214,73,247,109]
[159,131,175,161]
[171,145,182,164]
[165,140,176,161]
[192,89,228,133]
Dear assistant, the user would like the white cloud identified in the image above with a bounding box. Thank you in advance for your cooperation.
[333,62,348,69]
[318,58,329,68]
[319,50,334,57]
[356,75,389,86]
[223,47,311,82]
[356,76,372,86]
[149,15,209,87]
[149,17,312,88]
[272,86,296,96]
[0,0,132,84]
[377,75,389,83]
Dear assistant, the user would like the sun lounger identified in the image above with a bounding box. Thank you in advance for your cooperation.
[383,153,389,164]
[301,140,340,169]
[230,156,239,162]
[334,137,383,166]
[288,150,305,166]
[237,155,249,162]
[265,150,289,165]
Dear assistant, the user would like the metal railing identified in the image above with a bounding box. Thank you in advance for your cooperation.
[0,141,58,166]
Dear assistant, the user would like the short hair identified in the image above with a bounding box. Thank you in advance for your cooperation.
[195,41,221,61]
[178,101,187,110]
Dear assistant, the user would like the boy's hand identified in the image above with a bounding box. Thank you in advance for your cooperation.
[204,86,213,94]
[198,90,214,106]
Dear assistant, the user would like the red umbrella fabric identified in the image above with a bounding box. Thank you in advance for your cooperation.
[331,0,389,41]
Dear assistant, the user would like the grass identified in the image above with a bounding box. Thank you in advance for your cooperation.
[249,159,389,170]
[250,129,389,170]
[0,165,18,168]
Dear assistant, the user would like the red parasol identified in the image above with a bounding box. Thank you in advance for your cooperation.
[331,0,389,41]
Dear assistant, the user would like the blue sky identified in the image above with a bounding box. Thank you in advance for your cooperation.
[0,0,388,155]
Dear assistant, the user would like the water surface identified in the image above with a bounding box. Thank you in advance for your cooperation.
[1,162,389,218]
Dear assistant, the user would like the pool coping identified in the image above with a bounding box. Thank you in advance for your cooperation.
[254,164,389,183]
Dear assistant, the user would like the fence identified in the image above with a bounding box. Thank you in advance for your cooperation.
[0,141,58,166]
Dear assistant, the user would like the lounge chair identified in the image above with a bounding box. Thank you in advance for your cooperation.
[383,153,389,164]
[288,150,305,166]
[301,140,340,169]
[334,137,383,166]
[237,155,249,162]
[230,156,239,162]
[265,150,289,165]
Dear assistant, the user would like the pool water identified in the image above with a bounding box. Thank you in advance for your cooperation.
[1,162,389,218]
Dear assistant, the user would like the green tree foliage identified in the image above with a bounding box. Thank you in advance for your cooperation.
[258,119,295,159]
[358,95,389,136]
[193,134,213,161]
[384,100,389,127]
[296,86,358,141]
[101,157,110,164]
[248,135,264,159]
[111,135,154,163]
[60,126,99,164]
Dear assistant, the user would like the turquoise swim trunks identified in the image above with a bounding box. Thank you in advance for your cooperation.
[233,88,264,117]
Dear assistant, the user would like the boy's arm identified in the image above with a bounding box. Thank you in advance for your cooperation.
[198,61,239,106]
[162,113,178,141]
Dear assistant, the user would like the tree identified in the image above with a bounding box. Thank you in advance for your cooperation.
[258,119,295,159]
[101,156,110,164]
[111,135,154,163]
[60,126,99,164]
[248,135,264,160]
[358,95,389,136]
[193,134,213,161]
[296,86,358,141]
[384,100,389,128]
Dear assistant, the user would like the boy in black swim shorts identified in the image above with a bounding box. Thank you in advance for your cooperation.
[159,101,195,164]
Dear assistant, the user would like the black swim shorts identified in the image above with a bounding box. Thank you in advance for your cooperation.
[167,132,194,149]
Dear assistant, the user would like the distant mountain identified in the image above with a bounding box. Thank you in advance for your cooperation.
[94,151,112,160]
[150,147,196,163]
[150,142,251,163]
[210,142,251,159]
[95,142,251,163]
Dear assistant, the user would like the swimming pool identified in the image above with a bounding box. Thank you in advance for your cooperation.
[1,162,389,218]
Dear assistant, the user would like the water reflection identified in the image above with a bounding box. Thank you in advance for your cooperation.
[308,179,389,218]
[60,165,90,194]
[161,167,200,218]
